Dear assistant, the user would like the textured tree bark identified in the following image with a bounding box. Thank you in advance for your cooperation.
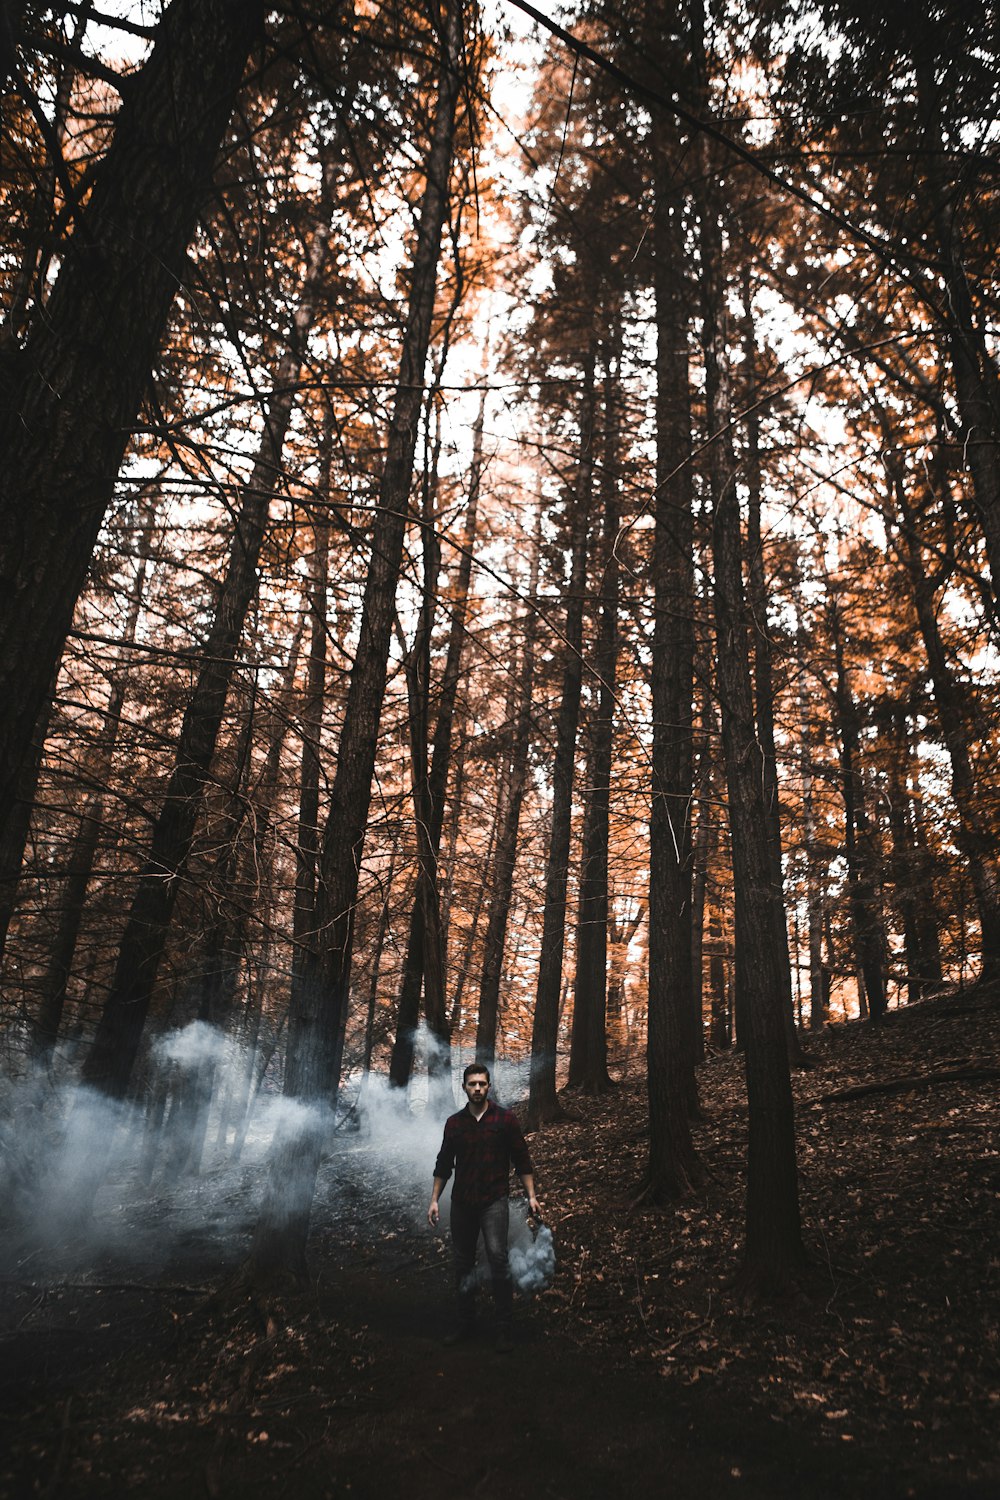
[825,587,888,1023]
[689,700,714,1064]
[83,216,331,1102]
[362,855,396,1079]
[697,103,804,1288]
[568,350,620,1094]
[389,385,483,1089]
[0,0,265,893]
[741,290,804,1066]
[249,0,463,1283]
[642,73,700,1196]
[286,509,332,1097]
[475,521,542,1071]
[884,708,941,1006]
[798,679,828,1031]
[526,343,596,1130]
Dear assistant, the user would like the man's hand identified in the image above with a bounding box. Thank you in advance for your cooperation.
[427,1199,440,1227]
[527,1195,542,1219]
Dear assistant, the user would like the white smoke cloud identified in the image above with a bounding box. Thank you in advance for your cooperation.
[0,1020,548,1302]
[152,1019,230,1068]
[509,1220,557,1295]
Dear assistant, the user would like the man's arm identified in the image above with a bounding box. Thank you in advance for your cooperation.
[427,1175,447,1226]
[506,1110,541,1216]
[429,1120,456,1225]
[519,1171,541,1218]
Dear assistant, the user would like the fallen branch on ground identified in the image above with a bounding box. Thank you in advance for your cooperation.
[816,1067,1000,1104]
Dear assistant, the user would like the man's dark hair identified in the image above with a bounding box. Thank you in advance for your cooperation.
[463,1062,491,1085]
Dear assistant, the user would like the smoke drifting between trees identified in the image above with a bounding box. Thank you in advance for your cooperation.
[1,0,999,1295]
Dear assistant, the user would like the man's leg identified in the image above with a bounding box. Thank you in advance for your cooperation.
[480,1197,514,1350]
[447,1200,480,1341]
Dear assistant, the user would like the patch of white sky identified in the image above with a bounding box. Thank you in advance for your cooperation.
[73,0,160,71]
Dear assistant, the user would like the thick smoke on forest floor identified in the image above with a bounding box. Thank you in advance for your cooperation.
[0,1021,324,1279]
[0,1022,554,1295]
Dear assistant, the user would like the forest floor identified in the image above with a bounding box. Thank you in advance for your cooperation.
[1,985,999,1500]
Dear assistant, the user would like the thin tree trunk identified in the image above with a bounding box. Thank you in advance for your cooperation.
[742,286,804,1066]
[688,699,715,1066]
[707,904,730,1051]
[825,586,888,1023]
[568,345,620,1094]
[527,341,596,1129]
[475,521,542,1070]
[799,677,828,1031]
[286,506,331,1097]
[450,775,500,1036]
[362,855,396,1076]
[884,707,938,1006]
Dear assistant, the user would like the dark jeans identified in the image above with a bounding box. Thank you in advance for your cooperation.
[450,1196,513,1326]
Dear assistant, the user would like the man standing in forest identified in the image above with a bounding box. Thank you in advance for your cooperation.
[428,1063,540,1352]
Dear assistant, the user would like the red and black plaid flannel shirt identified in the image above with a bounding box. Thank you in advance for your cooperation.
[433,1099,534,1207]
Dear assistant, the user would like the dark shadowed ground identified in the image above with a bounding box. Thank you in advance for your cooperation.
[2,988,998,1499]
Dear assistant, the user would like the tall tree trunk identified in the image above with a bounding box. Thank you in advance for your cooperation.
[903,719,944,995]
[286,506,332,1097]
[884,707,940,1006]
[825,586,888,1023]
[642,77,700,1195]
[799,676,828,1031]
[526,342,596,1129]
[450,772,500,1036]
[707,902,731,1052]
[688,691,715,1065]
[0,0,265,886]
[389,384,484,1088]
[741,287,804,1066]
[568,346,620,1094]
[249,1,463,1283]
[697,107,804,1290]
[475,522,542,1071]
[82,210,333,1101]
[362,855,396,1078]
